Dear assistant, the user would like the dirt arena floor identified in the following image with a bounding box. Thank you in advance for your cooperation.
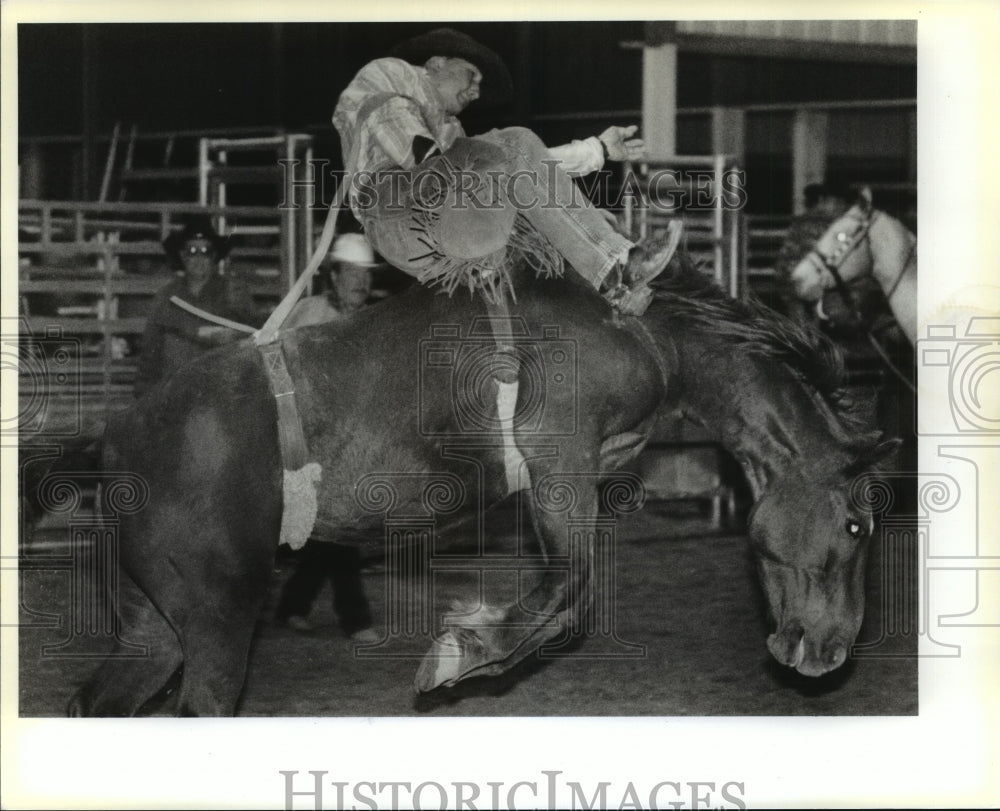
[18,497,917,717]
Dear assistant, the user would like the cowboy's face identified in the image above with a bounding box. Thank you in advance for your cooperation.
[815,194,849,217]
[426,56,482,114]
[333,262,372,312]
[181,237,216,284]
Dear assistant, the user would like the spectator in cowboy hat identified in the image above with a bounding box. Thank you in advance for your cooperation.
[284,233,380,328]
[332,27,682,316]
[276,232,381,642]
[134,214,262,396]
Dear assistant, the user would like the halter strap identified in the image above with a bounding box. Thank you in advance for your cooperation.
[817,209,877,276]
[882,238,916,302]
[811,208,916,394]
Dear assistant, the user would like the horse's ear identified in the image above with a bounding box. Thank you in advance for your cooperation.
[864,437,903,468]
[857,185,874,213]
[845,435,903,476]
[868,437,902,466]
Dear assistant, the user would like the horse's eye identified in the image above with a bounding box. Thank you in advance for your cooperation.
[845,519,864,539]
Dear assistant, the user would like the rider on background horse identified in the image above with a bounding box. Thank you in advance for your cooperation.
[333,28,680,317]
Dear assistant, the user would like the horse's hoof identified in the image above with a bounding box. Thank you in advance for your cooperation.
[414,631,465,692]
[66,692,87,717]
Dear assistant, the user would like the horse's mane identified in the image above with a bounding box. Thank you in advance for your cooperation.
[647,252,878,446]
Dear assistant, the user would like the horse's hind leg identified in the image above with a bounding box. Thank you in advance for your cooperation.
[415,454,601,691]
[68,571,182,717]
[173,542,274,716]
[175,611,259,717]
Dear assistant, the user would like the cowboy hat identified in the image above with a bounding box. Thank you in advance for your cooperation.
[390,28,513,108]
[163,214,231,269]
[330,233,380,267]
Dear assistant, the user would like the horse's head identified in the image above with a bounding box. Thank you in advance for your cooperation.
[790,187,876,303]
[747,439,898,677]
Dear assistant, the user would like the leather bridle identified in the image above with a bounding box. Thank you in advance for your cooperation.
[805,208,877,324]
[805,208,915,394]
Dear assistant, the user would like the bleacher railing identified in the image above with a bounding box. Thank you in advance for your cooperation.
[16,200,285,433]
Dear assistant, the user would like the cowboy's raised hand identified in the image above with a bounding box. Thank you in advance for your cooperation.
[599,125,645,162]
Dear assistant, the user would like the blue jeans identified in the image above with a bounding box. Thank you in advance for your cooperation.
[361,127,632,291]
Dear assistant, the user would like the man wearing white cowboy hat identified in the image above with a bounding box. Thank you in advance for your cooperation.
[285,233,380,328]
[278,231,382,642]
[333,27,681,316]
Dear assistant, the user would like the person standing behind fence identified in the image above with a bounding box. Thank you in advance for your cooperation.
[283,233,377,328]
[134,214,262,397]
[274,233,379,641]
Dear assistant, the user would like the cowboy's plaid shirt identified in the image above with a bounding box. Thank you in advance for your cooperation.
[332,57,606,203]
[333,57,464,176]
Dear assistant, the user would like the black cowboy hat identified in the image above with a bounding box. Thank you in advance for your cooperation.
[804,180,853,205]
[390,28,513,108]
[163,214,231,269]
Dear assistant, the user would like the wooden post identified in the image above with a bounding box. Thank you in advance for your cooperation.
[281,136,295,293]
[40,204,52,245]
[271,23,285,125]
[712,154,725,291]
[710,107,746,164]
[98,122,121,203]
[642,22,677,158]
[515,24,532,124]
[791,109,828,214]
[198,138,209,205]
[19,142,44,199]
[81,25,99,200]
[906,107,917,182]
[284,135,297,291]
[303,142,315,261]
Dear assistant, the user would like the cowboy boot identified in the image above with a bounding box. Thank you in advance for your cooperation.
[623,219,684,288]
[603,283,655,316]
[601,220,684,316]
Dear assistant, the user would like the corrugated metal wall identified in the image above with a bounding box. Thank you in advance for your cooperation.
[677,20,916,47]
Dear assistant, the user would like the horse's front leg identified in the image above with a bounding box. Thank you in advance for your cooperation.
[415,456,600,692]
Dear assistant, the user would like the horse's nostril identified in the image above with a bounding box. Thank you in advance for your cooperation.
[767,624,806,668]
[792,635,806,668]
